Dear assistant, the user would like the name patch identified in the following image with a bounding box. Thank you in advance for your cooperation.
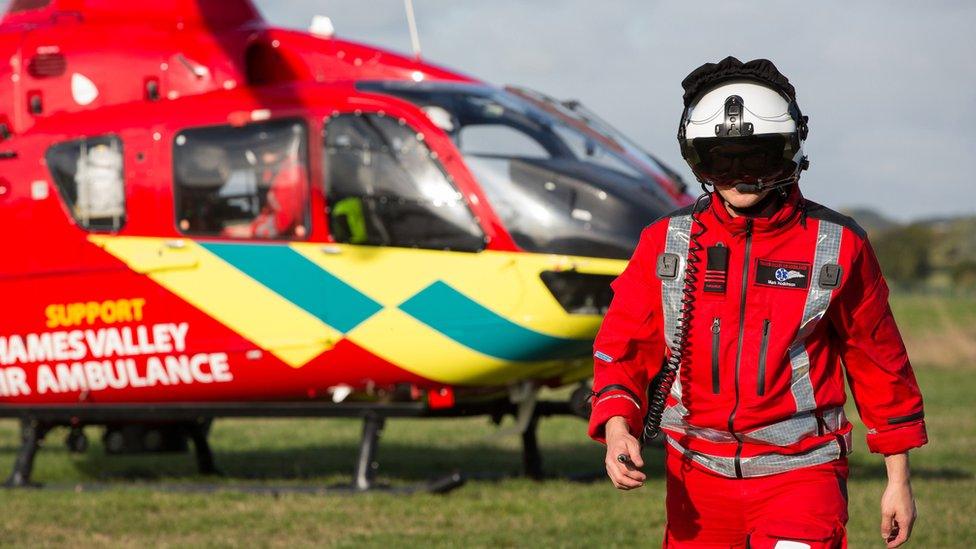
[703,246,729,293]
[755,259,811,290]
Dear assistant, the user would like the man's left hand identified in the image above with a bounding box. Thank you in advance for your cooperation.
[880,478,916,548]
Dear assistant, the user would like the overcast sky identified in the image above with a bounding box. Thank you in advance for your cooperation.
[2,1,971,221]
[249,0,974,222]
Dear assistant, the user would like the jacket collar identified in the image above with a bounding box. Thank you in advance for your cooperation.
[706,184,805,237]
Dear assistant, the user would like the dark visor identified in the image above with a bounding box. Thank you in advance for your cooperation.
[686,134,798,185]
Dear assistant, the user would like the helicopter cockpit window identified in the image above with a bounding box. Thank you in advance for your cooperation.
[356,81,678,259]
[173,119,309,239]
[323,113,485,252]
[459,125,549,159]
[46,135,126,231]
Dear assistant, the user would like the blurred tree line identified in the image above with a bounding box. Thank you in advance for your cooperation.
[864,214,976,292]
[873,224,934,288]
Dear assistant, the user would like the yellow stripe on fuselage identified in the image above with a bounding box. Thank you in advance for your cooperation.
[89,236,339,367]
[342,306,523,385]
[292,243,624,385]
[291,243,624,339]
[90,236,628,385]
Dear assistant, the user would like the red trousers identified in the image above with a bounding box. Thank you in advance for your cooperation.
[663,446,849,548]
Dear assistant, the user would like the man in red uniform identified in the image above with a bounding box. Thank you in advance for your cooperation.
[588,57,926,548]
[223,145,306,239]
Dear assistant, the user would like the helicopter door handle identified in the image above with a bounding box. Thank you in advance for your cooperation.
[320,245,342,255]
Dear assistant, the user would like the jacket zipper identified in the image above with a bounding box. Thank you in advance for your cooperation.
[757,319,770,396]
[728,218,752,479]
[711,318,721,394]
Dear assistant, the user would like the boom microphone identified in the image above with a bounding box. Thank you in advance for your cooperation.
[734,182,763,193]
[732,169,804,194]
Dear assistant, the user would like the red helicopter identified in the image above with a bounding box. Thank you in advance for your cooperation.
[0,0,690,490]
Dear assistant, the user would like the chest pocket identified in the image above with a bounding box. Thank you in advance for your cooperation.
[757,318,771,396]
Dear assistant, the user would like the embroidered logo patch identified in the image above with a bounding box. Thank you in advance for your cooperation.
[755,259,811,289]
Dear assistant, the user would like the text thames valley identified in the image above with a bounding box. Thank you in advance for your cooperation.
[0,299,233,397]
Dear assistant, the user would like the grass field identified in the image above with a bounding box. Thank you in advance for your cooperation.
[0,293,973,547]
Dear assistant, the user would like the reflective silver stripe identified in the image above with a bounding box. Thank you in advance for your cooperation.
[594,393,640,410]
[741,430,851,477]
[666,436,737,476]
[743,406,847,446]
[661,404,736,443]
[787,220,843,412]
[666,429,853,478]
[662,215,692,350]
[661,214,692,401]
[787,346,815,411]
[661,405,847,447]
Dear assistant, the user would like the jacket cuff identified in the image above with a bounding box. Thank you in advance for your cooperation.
[587,391,644,444]
[865,420,928,455]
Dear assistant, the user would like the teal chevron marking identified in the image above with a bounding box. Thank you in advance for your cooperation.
[398,280,592,361]
[202,242,382,333]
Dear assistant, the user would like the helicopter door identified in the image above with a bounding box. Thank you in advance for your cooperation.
[167,118,331,369]
[322,111,485,252]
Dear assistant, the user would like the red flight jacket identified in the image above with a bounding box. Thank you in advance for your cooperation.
[588,185,927,478]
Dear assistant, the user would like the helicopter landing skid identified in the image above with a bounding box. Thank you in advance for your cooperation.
[3,419,50,488]
[0,397,582,492]
[345,411,466,494]
[0,413,466,494]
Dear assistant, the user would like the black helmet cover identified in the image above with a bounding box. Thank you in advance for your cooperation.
[681,56,796,108]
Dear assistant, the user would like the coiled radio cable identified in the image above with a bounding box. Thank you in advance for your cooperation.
[641,191,711,444]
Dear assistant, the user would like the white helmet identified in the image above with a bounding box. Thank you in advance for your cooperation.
[678,57,808,192]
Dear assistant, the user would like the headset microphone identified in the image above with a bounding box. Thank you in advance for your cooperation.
[734,182,763,193]
[732,168,804,195]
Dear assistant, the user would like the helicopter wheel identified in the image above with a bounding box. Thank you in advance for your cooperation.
[65,427,89,454]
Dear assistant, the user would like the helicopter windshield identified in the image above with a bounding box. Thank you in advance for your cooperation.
[357,81,683,259]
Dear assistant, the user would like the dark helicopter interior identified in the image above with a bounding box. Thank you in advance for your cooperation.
[153,82,678,260]
[169,111,488,251]
[323,112,487,252]
[357,81,677,259]
[173,119,310,239]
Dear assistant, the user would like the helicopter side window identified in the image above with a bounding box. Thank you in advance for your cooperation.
[46,135,126,231]
[9,0,52,12]
[323,113,485,252]
[173,119,309,240]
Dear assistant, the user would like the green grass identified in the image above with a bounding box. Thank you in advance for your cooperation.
[0,293,972,547]
[889,292,976,335]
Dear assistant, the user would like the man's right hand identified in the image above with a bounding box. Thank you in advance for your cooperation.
[604,416,646,490]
